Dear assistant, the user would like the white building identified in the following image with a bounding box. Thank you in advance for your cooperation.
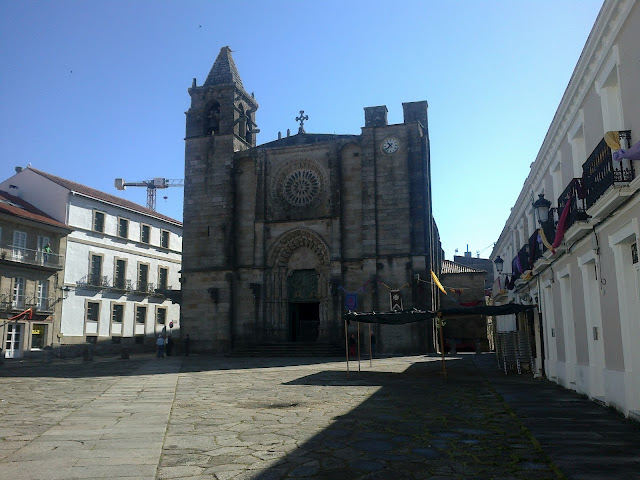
[491,0,640,419]
[0,167,182,351]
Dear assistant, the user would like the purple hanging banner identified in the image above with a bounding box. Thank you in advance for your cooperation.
[345,293,358,311]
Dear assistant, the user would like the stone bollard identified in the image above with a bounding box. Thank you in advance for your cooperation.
[448,339,457,355]
[475,339,482,355]
[120,347,130,359]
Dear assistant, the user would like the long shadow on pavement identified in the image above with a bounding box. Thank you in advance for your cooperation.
[236,357,560,480]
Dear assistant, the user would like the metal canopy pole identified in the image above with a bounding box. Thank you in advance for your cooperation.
[368,323,372,367]
[344,319,350,378]
[357,321,361,372]
[438,312,447,380]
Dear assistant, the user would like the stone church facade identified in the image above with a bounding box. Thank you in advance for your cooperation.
[181,47,442,354]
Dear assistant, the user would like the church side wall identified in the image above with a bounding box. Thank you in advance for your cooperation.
[340,144,363,260]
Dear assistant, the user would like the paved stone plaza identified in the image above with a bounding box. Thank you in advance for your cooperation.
[1,354,639,480]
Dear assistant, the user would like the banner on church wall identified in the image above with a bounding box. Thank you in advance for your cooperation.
[390,290,403,311]
[345,293,358,311]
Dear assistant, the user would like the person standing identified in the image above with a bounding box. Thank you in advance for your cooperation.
[184,334,190,356]
[43,243,53,264]
[348,334,356,358]
[156,335,165,358]
[166,336,173,356]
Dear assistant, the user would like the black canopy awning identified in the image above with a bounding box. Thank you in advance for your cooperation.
[343,309,434,325]
[440,303,535,317]
[343,303,535,325]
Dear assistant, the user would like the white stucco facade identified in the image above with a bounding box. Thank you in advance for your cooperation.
[491,0,640,419]
[0,168,182,350]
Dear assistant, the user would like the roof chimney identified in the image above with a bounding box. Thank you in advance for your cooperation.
[364,106,388,128]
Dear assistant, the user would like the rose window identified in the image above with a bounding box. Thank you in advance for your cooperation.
[282,169,321,207]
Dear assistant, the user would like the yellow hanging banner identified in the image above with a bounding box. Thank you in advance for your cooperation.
[431,270,447,295]
[604,131,620,150]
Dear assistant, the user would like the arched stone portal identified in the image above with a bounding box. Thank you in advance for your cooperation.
[266,229,331,343]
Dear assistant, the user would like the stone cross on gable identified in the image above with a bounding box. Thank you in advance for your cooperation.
[296,110,309,134]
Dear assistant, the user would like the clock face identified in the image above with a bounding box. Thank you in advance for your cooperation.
[382,137,399,154]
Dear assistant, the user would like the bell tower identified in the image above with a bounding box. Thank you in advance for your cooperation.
[181,46,258,352]
[185,46,259,145]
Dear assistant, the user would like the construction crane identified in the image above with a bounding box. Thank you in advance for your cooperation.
[114,177,184,211]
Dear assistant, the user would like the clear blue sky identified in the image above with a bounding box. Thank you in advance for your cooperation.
[0,0,603,260]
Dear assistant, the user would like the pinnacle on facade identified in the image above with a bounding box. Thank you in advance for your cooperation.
[204,46,244,89]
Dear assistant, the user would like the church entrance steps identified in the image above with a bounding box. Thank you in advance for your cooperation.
[228,342,344,357]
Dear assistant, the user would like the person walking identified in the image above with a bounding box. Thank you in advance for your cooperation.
[156,335,165,358]
[184,334,190,356]
[166,336,173,356]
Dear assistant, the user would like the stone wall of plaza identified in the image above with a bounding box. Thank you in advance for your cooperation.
[491,0,640,418]
[181,48,441,354]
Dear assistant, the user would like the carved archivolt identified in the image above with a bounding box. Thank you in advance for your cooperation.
[269,228,330,267]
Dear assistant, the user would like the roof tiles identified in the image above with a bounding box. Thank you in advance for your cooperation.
[0,190,70,230]
[28,168,181,226]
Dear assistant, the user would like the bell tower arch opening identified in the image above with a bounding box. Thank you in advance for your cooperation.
[204,101,221,136]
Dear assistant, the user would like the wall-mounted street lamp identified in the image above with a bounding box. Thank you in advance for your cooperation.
[62,286,71,299]
[494,255,504,273]
[533,193,552,224]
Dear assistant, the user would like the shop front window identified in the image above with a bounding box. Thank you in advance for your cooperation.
[31,324,47,349]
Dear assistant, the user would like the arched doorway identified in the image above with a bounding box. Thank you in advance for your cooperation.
[287,269,320,342]
[266,228,331,343]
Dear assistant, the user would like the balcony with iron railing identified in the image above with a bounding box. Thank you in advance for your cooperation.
[76,274,110,289]
[0,293,17,311]
[528,230,544,267]
[111,278,133,292]
[582,131,634,212]
[133,282,154,294]
[25,295,56,313]
[510,244,530,283]
[0,244,64,270]
[557,178,589,231]
[154,284,172,297]
[74,275,171,298]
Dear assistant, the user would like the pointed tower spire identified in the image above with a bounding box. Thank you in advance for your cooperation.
[204,46,244,88]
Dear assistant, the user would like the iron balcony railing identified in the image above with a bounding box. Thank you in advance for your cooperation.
[76,274,110,289]
[557,178,589,231]
[0,244,64,269]
[74,276,166,297]
[134,282,154,294]
[583,131,633,209]
[8,294,25,310]
[528,230,544,267]
[154,284,172,294]
[25,296,55,312]
[511,244,530,281]
[111,278,133,292]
